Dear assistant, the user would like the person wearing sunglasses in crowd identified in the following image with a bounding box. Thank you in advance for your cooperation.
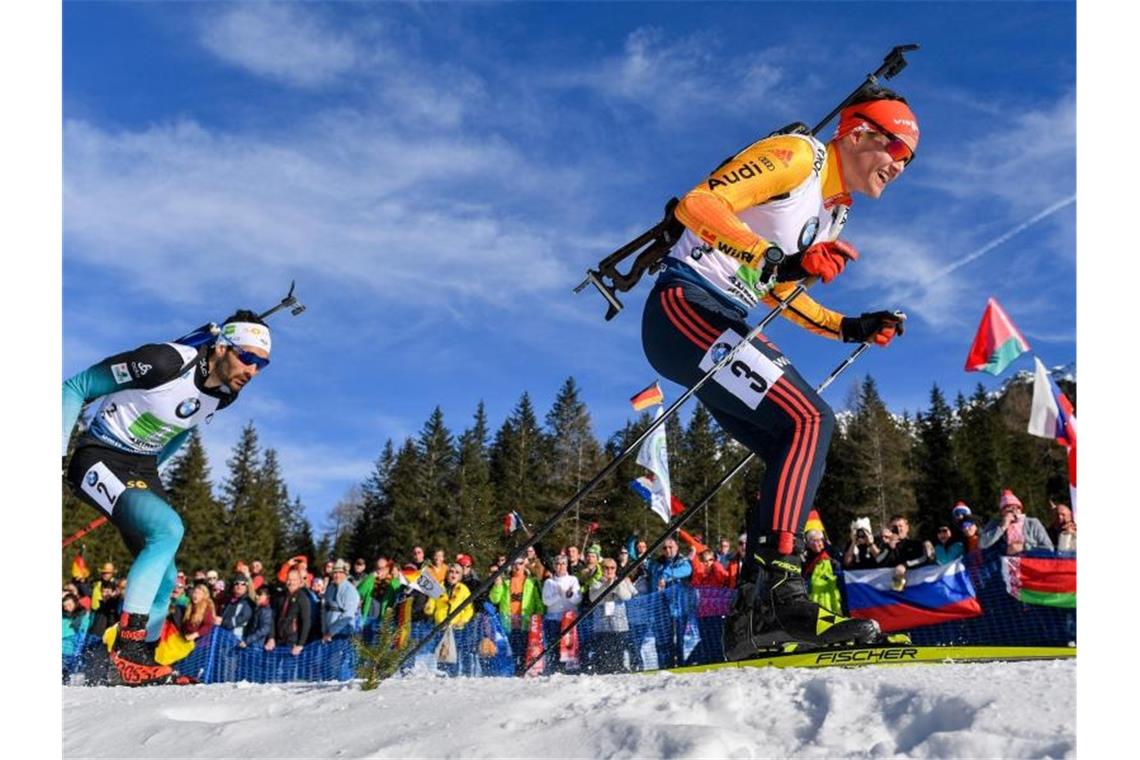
[63,309,273,685]
[641,85,919,660]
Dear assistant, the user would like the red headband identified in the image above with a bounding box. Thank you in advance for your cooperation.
[836,98,920,153]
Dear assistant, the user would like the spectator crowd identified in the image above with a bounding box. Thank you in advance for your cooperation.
[63,488,1076,681]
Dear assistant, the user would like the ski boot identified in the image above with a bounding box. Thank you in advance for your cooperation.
[723,533,883,661]
[110,612,174,686]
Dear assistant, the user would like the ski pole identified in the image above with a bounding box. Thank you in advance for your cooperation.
[395,279,818,670]
[524,339,874,674]
[62,515,108,549]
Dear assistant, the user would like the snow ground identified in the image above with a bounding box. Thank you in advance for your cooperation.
[63,660,1075,759]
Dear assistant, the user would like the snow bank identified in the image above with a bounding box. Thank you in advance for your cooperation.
[64,660,1075,759]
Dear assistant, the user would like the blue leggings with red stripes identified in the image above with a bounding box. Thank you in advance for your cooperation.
[641,276,835,580]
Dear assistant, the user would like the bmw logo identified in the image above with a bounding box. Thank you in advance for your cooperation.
[176,398,201,419]
[798,217,820,251]
[85,471,98,486]
[711,342,732,362]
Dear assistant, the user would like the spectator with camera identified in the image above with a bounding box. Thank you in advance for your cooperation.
[980,489,1054,555]
[541,554,582,673]
[879,515,932,591]
[843,517,881,569]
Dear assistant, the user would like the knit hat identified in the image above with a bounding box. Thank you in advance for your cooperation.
[851,517,873,535]
[332,559,351,574]
[999,489,1023,510]
[586,544,602,558]
[456,554,473,568]
[951,501,972,521]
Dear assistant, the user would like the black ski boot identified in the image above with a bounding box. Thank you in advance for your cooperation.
[110,612,173,686]
[723,534,882,661]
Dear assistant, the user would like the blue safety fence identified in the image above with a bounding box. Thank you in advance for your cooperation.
[62,551,1075,684]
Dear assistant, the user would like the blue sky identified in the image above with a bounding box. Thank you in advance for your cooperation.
[62,2,1075,529]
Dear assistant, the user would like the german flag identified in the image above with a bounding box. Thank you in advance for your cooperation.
[630,381,664,411]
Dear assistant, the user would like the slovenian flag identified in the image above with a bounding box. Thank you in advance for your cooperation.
[1027,357,1077,511]
[845,559,983,632]
[1002,555,1076,609]
[964,297,1031,376]
[630,381,664,411]
[503,510,526,536]
[630,407,672,523]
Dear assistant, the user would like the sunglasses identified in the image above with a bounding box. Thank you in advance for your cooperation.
[219,333,271,370]
[854,112,914,166]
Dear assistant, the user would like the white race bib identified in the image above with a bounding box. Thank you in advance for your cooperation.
[698,329,785,410]
[81,461,126,515]
[603,601,615,617]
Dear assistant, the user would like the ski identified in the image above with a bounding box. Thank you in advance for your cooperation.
[660,645,1075,674]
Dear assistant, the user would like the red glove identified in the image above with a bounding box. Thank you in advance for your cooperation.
[799,240,859,283]
[840,311,906,346]
[777,240,859,283]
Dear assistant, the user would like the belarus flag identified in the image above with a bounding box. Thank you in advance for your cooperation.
[1027,357,1077,511]
[845,559,983,633]
[964,297,1031,376]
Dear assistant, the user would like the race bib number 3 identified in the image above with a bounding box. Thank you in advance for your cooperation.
[81,461,127,516]
[698,329,785,410]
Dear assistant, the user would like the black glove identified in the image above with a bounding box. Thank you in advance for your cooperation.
[840,311,905,345]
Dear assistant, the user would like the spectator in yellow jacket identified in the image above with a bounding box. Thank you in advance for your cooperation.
[424,564,474,676]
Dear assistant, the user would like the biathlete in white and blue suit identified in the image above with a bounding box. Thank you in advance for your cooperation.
[63,311,272,685]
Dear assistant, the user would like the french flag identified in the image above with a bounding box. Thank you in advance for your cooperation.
[844,559,983,633]
[503,510,526,536]
[1027,357,1077,511]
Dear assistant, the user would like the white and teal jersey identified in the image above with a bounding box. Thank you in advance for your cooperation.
[63,342,238,461]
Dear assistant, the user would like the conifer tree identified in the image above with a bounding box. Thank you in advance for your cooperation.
[350,440,396,562]
[455,403,497,563]
[913,385,961,535]
[489,392,551,535]
[417,407,457,549]
[545,377,605,545]
[385,438,425,557]
[954,384,1006,511]
[166,428,228,570]
[846,376,915,528]
[222,422,276,564]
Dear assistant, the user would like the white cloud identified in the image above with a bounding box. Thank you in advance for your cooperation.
[550,27,789,122]
[197,3,361,88]
[63,113,586,310]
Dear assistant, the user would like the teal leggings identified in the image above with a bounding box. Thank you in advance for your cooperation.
[113,488,184,642]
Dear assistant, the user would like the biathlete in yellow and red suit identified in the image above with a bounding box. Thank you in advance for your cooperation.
[640,88,917,659]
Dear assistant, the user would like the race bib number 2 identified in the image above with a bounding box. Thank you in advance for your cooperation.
[81,461,126,516]
[698,329,785,410]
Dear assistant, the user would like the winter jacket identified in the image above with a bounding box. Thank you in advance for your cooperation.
[273,588,312,646]
[980,515,1054,554]
[586,577,636,633]
[181,606,215,641]
[62,611,91,657]
[488,574,544,630]
[803,552,844,616]
[219,596,255,638]
[321,580,361,638]
[424,581,474,629]
[542,574,582,621]
[648,555,693,619]
[934,541,965,565]
[244,604,274,648]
